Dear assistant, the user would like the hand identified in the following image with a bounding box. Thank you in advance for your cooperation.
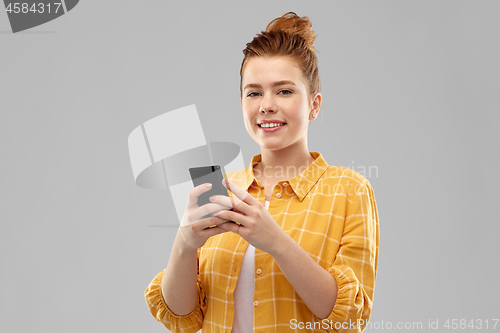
[209,179,288,255]
[178,183,234,251]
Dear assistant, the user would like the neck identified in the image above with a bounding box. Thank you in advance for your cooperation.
[257,141,315,180]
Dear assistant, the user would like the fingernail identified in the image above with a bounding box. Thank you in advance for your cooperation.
[206,183,212,188]
[209,196,214,202]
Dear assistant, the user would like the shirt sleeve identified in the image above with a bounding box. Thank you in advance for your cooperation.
[144,248,207,333]
[320,180,380,332]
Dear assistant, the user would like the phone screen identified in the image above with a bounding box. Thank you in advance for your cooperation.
[188,165,230,207]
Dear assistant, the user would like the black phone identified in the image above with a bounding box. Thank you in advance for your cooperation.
[189,165,238,226]
[188,165,230,207]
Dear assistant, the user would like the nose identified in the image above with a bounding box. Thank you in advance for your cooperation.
[259,95,276,114]
[259,106,274,114]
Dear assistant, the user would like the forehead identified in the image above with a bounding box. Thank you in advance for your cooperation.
[242,56,306,87]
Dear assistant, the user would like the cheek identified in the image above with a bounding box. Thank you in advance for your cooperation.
[287,103,309,124]
[241,100,257,122]
[283,94,307,113]
[241,99,256,112]
[241,110,255,134]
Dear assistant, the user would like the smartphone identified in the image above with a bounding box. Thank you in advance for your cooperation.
[188,165,230,207]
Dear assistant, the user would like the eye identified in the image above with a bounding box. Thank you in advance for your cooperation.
[279,89,292,95]
[246,92,260,97]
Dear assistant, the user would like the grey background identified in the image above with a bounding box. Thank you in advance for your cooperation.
[1,1,499,332]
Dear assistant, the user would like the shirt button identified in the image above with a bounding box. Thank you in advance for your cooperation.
[283,182,288,186]
[256,268,262,275]
[276,193,281,199]
[254,301,259,307]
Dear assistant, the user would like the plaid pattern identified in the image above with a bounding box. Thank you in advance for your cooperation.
[145,152,379,332]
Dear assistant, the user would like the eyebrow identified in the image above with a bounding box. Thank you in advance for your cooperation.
[243,80,297,91]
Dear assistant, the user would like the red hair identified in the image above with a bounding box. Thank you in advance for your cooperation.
[240,12,320,100]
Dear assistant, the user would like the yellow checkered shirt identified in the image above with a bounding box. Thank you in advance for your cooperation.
[145,152,379,332]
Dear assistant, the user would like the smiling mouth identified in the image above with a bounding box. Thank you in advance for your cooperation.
[257,122,286,128]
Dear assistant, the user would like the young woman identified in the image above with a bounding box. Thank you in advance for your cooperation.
[145,12,379,333]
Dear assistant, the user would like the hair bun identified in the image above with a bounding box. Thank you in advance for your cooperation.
[265,12,317,52]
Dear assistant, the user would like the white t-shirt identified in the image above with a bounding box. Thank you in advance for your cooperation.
[231,200,269,332]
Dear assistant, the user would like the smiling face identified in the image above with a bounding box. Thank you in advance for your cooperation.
[241,55,321,153]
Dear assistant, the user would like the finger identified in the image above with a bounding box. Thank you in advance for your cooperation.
[223,179,260,206]
[217,221,241,234]
[209,208,231,218]
[209,195,251,216]
[214,216,234,224]
[210,205,239,216]
[186,214,225,229]
[216,209,250,227]
[208,194,239,208]
[181,204,227,227]
[204,215,233,226]
[186,183,213,208]
[199,224,231,238]
[195,202,232,219]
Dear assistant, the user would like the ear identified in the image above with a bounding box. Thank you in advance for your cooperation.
[311,92,322,111]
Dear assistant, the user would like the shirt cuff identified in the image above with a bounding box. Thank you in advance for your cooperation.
[323,265,369,332]
[144,269,206,333]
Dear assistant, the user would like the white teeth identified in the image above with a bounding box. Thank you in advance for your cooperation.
[259,123,285,128]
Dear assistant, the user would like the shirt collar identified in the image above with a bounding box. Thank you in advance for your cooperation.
[240,152,329,201]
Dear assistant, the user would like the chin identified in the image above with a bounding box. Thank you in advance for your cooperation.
[260,142,289,151]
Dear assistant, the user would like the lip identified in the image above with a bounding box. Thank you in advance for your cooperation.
[257,123,286,132]
[257,119,286,125]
